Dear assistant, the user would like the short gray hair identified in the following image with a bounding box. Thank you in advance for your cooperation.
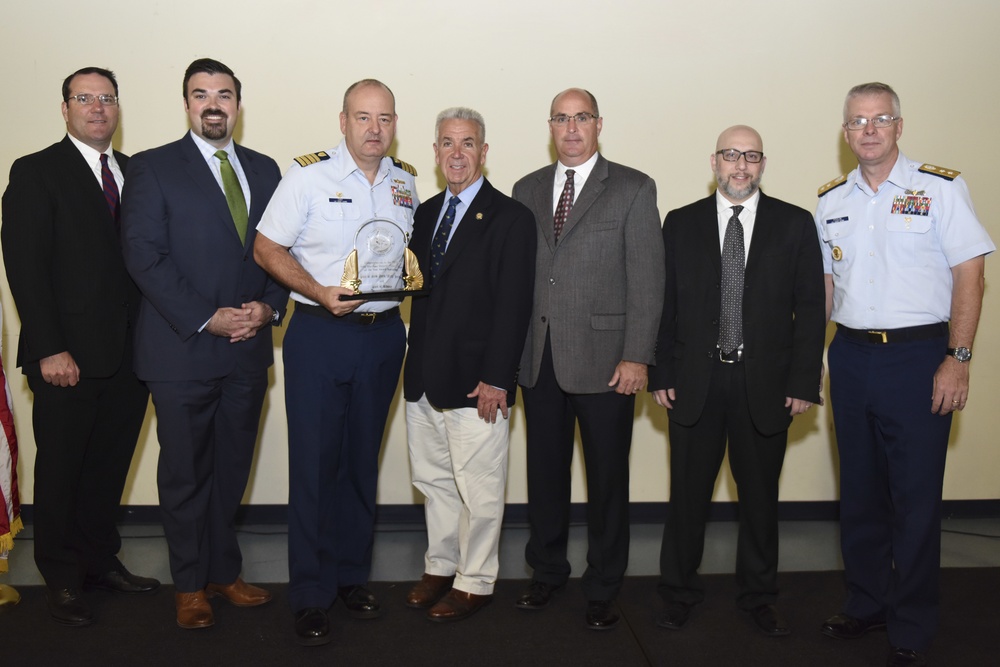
[843,82,901,121]
[435,107,486,143]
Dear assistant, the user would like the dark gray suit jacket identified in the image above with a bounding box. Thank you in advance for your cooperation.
[513,154,665,394]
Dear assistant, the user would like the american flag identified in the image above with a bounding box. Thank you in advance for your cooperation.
[0,306,22,573]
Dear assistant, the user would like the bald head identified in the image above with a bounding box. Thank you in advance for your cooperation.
[715,125,763,153]
[549,87,600,117]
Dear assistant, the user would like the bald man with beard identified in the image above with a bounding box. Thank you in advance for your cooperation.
[650,125,825,637]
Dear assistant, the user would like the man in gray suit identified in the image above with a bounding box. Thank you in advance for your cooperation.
[512,88,665,630]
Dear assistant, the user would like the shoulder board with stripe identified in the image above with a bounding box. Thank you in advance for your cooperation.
[918,163,960,181]
[390,157,417,176]
[293,151,330,167]
[817,174,847,197]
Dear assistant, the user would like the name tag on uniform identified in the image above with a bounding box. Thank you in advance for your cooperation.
[826,216,849,224]
[329,197,353,203]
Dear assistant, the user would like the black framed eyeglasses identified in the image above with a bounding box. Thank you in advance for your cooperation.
[715,149,764,164]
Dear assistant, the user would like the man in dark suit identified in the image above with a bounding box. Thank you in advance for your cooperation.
[121,58,287,630]
[650,125,825,637]
[2,66,158,627]
[403,107,536,622]
[512,88,664,630]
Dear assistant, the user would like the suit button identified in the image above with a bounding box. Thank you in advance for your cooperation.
[706,352,714,359]
[549,278,555,285]
[711,319,718,325]
[541,316,547,323]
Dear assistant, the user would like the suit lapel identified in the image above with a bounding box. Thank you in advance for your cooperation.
[179,134,244,248]
[557,155,607,243]
[57,136,119,242]
[236,144,265,254]
[698,195,723,279]
[533,166,557,252]
[436,179,494,280]
[744,191,772,276]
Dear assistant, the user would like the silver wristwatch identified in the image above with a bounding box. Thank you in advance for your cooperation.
[946,347,972,363]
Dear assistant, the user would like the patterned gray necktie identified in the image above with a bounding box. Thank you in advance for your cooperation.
[719,205,745,354]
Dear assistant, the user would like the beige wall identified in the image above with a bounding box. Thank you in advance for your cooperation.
[2,0,998,507]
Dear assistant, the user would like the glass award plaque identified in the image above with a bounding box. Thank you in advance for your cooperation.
[338,217,426,301]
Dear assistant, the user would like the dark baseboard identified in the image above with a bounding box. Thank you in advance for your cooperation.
[15,499,1000,527]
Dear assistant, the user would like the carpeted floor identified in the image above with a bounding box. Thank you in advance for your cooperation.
[1,569,993,666]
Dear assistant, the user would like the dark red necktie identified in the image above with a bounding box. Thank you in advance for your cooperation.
[553,169,575,242]
[100,153,120,223]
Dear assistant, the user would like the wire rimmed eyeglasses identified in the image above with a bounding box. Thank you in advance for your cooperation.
[67,94,119,106]
[548,113,599,125]
[844,115,898,131]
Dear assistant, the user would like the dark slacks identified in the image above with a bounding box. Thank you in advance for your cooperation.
[284,309,405,613]
[521,336,635,601]
[28,345,148,589]
[658,360,787,610]
[147,365,267,593]
[829,332,952,652]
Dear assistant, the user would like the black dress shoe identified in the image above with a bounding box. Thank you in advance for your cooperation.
[85,567,160,595]
[46,588,92,627]
[750,604,790,637]
[515,581,562,610]
[294,607,331,646]
[337,585,380,619]
[585,600,619,630]
[656,602,692,630]
[887,647,928,666]
[821,613,887,639]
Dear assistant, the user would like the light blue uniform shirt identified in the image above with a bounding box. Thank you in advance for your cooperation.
[815,152,994,329]
[256,139,419,312]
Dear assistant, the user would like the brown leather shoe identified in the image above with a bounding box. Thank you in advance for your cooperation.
[406,573,455,609]
[176,591,214,629]
[427,589,492,623]
[205,578,271,607]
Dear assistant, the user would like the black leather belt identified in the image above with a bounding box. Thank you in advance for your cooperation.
[296,303,400,325]
[836,322,948,344]
[718,348,743,363]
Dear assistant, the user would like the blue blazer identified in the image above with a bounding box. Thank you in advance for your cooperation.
[403,178,536,408]
[121,134,287,381]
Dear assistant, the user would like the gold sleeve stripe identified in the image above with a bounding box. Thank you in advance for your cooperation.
[390,157,417,176]
[918,164,960,180]
[293,151,330,167]
[817,174,847,197]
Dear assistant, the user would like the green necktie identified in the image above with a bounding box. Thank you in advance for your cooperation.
[215,149,248,244]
